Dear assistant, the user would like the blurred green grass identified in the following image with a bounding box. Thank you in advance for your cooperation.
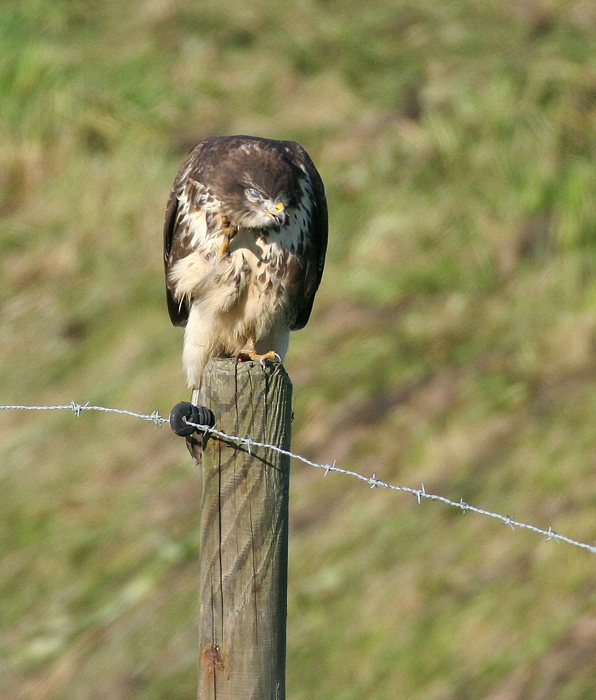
[3,0,596,697]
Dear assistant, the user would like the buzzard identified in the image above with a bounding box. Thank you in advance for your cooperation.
[164,135,328,388]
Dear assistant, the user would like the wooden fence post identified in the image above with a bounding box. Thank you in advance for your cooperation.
[188,358,292,700]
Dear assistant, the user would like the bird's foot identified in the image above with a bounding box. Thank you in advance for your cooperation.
[218,217,238,256]
[237,349,281,368]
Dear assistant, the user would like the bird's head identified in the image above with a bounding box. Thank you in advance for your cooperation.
[212,140,299,229]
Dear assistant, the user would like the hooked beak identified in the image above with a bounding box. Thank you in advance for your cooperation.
[266,202,288,227]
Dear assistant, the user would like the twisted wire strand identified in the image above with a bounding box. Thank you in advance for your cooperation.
[1,402,594,554]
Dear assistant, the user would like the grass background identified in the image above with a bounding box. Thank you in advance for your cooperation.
[2,0,596,697]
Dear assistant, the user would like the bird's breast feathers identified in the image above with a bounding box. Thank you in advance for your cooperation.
[167,180,310,328]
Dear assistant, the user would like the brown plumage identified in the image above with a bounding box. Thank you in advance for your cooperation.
[164,135,328,387]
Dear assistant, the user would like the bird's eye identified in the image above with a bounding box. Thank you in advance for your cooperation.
[246,188,261,200]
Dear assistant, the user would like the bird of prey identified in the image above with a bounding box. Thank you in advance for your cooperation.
[164,135,328,388]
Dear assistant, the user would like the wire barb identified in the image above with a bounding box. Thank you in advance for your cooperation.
[150,410,164,428]
[503,516,516,531]
[1,402,595,555]
[70,401,90,417]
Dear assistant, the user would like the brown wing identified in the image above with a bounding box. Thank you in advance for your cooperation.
[163,142,210,327]
[163,185,188,326]
[285,142,328,330]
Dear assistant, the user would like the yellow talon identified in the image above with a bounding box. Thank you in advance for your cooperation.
[219,216,238,256]
[237,341,280,366]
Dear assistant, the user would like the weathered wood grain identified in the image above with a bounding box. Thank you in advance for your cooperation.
[189,358,292,700]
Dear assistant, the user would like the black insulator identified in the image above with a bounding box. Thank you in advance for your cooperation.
[169,402,215,437]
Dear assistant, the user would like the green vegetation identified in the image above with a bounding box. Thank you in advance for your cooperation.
[2,0,596,697]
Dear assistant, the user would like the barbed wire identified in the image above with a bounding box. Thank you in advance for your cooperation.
[1,401,595,555]
[0,402,167,424]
